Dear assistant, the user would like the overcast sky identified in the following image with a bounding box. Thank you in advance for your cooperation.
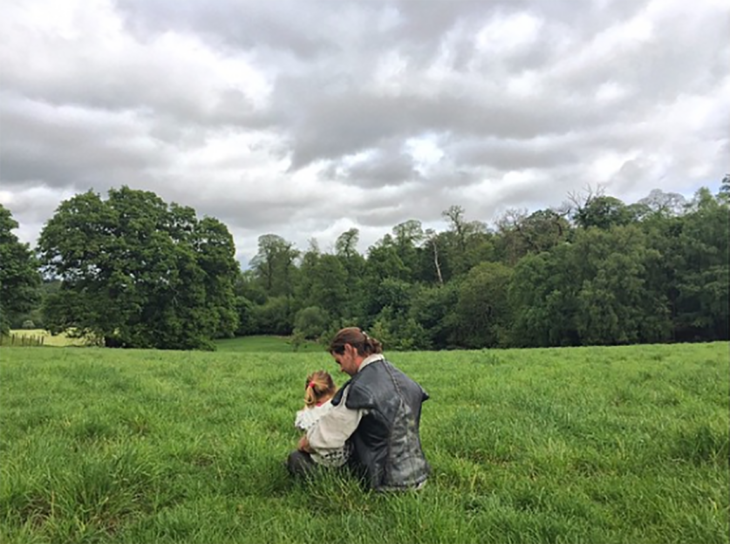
[1,0,728,265]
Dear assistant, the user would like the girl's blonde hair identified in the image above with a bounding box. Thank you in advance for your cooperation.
[304,370,337,408]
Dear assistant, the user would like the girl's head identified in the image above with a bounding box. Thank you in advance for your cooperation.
[304,370,337,408]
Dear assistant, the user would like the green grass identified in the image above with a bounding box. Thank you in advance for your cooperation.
[1,343,728,543]
[6,329,90,347]
[214,335,322,353]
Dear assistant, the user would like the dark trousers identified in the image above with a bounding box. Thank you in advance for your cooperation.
[286,450,319,478]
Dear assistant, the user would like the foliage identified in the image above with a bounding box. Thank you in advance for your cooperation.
[671,188,730,341]
[297,254,348,320]
[230,183,729,349]
[509,225,677,347]
[370,306,430,351]
[36,187,239,349]
[252,296,293,335]
[409,283,459,349]
[495,208,569,265]
[452,262,513,348]
[571,226,671,345]
[10,180,730,350]
[249,234,299,298]
[572,194,634,230]
[0,204,41,334]
[234,295,257,336]
[293,306,330,340]
[718,173,730,204]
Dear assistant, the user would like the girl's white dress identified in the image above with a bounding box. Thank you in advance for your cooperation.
[295,400,350,467]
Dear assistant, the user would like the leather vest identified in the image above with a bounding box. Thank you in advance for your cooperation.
[332,359,430,490]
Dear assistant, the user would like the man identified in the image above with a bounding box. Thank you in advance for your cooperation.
[287,327,430,491]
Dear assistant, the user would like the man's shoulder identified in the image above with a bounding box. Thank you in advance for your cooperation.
[331,380,351,406]
[358,357,389,375]
[345,361,393,408]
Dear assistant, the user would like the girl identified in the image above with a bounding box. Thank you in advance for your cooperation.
[294,370,350,467]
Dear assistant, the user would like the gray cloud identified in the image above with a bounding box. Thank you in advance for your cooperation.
[0,94,168,189]
[1,0,728,266]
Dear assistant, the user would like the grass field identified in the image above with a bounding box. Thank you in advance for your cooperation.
[214,335,322,353]
[7,329,90,347]
[5,332,319,351]
[1,343,728,543]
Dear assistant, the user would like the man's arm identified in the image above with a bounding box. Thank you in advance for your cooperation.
[305,388,364,453]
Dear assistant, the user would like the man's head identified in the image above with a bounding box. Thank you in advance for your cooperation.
[330,342,361,376]
[329,327,382,376]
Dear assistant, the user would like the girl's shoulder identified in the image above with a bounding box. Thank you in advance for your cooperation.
[294,402,332,431]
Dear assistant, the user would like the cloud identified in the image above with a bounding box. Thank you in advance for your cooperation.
[1,0,728,266]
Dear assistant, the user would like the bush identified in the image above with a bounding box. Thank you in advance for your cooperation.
[370,308,431,351]
[294,306,330,339]
[252,296,293,335]
[290,330,306,352]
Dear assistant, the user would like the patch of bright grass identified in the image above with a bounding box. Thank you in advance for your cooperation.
[213,335,322,353]
[1,343,728,543]
[7,329,91,347]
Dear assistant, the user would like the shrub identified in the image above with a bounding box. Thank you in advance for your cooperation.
[294,306,330,339]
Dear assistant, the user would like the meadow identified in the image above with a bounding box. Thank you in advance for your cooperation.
[3,329,89,347]
[213,335,322,353]
[1,342,728,544]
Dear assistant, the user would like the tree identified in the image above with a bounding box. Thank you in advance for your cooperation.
[509,222,674,347]
[671,188,729,341]
[391,219,424,278]
[192,216,240,338]
[361,242,409,320]
[0,204,41,334]
[441,205,493,276]
[409,283,459,348]
[637,189,687,218]
[509,246,582,347]
[495,208,569,265]
[302,254,349,320]
[442,205,468,254]
[37,187,239,349]
[333,229,366,318]
[572,195,633,230]
[250,234,300,297]
[235,269,267,305]
[452,262,513,348]
[572,226,671,345]
[234,295,257,336]
[718,174,730,204]
[422,229,444,285]
[335,228,360,259]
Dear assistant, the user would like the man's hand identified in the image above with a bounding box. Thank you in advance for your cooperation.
[298,435,311,453]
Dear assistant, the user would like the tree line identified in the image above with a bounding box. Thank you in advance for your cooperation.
[1,178,728,350]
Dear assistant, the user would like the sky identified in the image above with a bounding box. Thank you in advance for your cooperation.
[1,0,728,266]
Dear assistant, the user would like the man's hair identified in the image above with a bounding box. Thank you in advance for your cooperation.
[329,327,383,357]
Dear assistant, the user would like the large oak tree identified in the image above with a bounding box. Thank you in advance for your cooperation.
[37,187,239,349]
